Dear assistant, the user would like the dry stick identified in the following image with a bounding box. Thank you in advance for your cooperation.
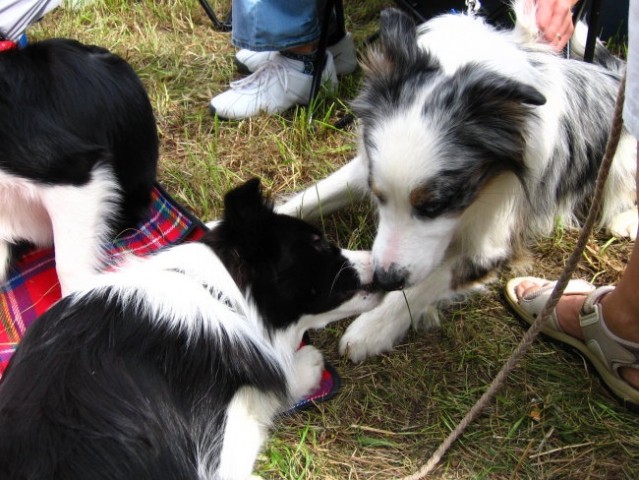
[400,72,627,480]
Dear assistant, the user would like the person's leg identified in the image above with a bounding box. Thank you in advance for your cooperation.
[232,0,357,77]
[210,0,340,119]
[231,0,321,52]
[599,153,639,386]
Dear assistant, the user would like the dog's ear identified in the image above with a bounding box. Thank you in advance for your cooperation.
[452,66,546,108]
[379,8,420,66]
[223,177,274,228]
[467,69,546,107]
[443,68,546,179]
[206,178,275,288]
[489,77,546,107]
[362,8,422,77]
[518,84,546,106]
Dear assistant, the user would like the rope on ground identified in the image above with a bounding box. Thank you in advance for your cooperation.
[400,71,627,480]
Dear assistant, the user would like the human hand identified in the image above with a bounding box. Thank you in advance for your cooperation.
[535,0,578,50]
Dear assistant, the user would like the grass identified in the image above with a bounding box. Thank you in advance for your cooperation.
[31,1,639,478]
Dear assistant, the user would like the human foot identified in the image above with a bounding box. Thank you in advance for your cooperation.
[505,277,639,409]
[235,33,358,76]
[210,51,337,120]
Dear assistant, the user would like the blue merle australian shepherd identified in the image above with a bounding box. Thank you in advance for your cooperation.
[278,0,637,362]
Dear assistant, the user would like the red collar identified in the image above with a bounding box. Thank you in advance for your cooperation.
[0,40,18,52]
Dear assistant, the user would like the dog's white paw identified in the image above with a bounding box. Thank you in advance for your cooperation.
[339,308,411,363]
[608,208,638,240]
[412,304,441,332]
[204,219,221,230]
[290,345,324,399]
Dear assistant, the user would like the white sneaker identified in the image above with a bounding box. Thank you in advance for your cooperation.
[210,52,338,120]
[328,33,358,75]
[235,33,358,76]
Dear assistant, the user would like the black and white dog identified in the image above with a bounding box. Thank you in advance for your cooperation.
[277,0,637,362]
[0,179,382,479]
[0,38,158,295]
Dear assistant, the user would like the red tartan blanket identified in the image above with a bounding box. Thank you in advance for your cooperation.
[0,184,338,409]
[0,184,205,373]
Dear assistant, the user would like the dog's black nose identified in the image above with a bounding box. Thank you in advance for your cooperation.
[373,265,407,292]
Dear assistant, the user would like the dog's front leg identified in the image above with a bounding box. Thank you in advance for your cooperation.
[217,387,281,480]
[42,178,116,296]
[339,268,455,363]
[275,155,369,221]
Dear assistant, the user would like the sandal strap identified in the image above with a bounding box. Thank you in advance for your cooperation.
[581,285,615,313]
[580,286,639,378]
[519,279,595,333]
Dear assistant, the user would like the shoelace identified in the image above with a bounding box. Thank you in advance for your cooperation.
[229,61,290,93]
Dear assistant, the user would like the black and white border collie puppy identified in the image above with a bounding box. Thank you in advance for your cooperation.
[277,0,637,362]
[0,179,382,479]
[0,38,158,295]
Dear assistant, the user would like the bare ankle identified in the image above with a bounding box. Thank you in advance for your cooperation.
[286,43,317,55]
[601,289,639,343]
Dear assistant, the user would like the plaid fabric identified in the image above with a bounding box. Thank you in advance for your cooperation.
[0,185,339,410]
[289,356,341,412]
[0,184,206,374]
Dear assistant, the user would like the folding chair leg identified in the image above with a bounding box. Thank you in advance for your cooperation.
[199,0,232,32]
[309,0,341,108]
[583,0,602,63]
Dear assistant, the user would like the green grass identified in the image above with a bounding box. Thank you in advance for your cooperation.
[29,1,639,478]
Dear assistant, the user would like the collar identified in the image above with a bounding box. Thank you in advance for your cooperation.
[0,40,17,52]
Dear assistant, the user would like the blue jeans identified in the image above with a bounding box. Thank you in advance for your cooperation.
[231,0,322,51]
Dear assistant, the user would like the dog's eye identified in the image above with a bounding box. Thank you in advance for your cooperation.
[414,202,443,218]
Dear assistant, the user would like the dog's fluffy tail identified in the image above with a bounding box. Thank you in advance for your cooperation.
[510,0,625,73]
[510,0,544,45]
[509,0,562,54]
[569,21,626,73]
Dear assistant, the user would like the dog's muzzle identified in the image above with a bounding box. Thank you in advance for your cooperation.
[373,264,408,292]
